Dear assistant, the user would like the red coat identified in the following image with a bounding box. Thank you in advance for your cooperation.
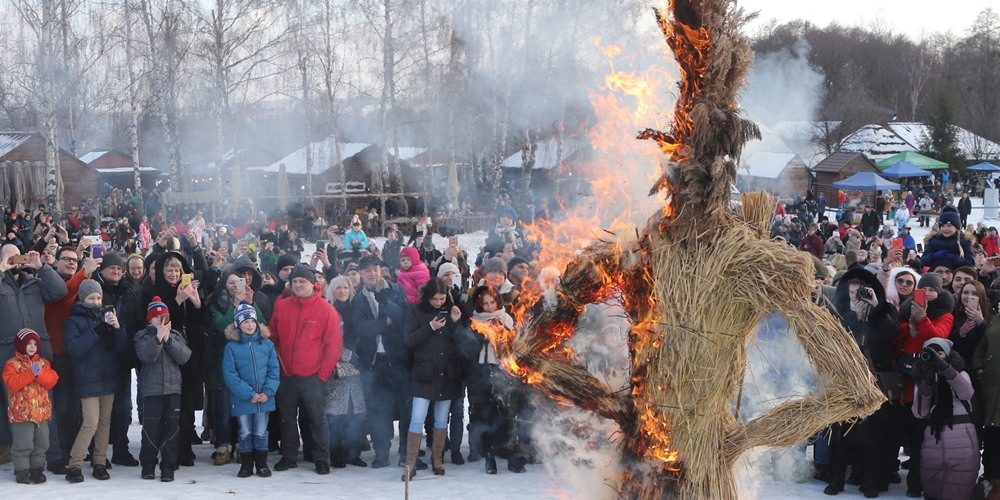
[984,234,1000,257]
[268,286,343,382]
[3,353,58,424]
[897,311,953,403]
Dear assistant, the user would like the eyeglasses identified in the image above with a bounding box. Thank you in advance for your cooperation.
[58,257,78,263]
[895,278,914,286]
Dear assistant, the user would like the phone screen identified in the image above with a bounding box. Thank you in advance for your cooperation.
[103,306,115,323]
[914,289,926,308]
[91,245,104,260]
[237,277,247,293]
[193,270,203,282]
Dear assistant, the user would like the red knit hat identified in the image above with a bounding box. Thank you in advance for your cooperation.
[147,296,169,323]
[14,328,41,355]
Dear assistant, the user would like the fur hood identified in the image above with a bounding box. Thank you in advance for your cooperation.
[899,289,956,322]
[885,267,921,307]
[224,323,271,342]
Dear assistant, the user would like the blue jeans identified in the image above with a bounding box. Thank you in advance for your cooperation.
[237,413,269,452]
[408,397,450,433]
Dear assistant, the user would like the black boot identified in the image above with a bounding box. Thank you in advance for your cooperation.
[485,451,497,475]
[92,464,110,481]
[65,468,84,483]
[274,456,297,471]
[29,467,46,484]
[160,466,174,482]
[237,453,254,478]
[141,464,156,480]
[254,450,272,477]
[15,470,31,484]
[46,459,68,475]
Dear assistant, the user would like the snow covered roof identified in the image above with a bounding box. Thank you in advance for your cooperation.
[260,137,371,174]
[739,152,806,179]
[887,122,1000,161]
[0,132,34,158]
[94,166,160,173]
[501,139,590,170]
[838,124,916,161]
[743,123,793,158]
[79,149,112,164]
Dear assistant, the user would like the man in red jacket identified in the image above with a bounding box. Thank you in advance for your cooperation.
[268,265,342,475]
[983,227,1000,257]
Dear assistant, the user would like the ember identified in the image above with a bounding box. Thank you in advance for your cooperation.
[472,1,885,499]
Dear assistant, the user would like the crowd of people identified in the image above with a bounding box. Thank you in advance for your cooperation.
[770,189,1000,499]
[0,195,541,488]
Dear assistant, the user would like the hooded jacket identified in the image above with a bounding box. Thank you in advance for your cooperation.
[222,323,279,416]
[134,324,191,397]
[0,265,67,363]
[397,246,430,304]
[3,351,58,423]
[268,284,342,382]
[64,303,129,398]
[832,268,901,374]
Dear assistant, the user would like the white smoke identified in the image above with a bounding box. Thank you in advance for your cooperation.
[741,39,826,127]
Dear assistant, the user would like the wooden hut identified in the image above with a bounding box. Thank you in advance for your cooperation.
[0,132,99,211]
[812,151,882,211]
[737,152,812,198]
[79,149,163,191]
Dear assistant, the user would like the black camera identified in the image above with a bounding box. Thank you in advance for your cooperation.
[918,350,934,362]
[857,287,873,300]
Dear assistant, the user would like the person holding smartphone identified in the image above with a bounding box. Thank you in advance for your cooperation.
[949,280,991,366]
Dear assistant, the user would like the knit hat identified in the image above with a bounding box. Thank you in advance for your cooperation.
[78,279,102,302]
[14,328,40,355]
[437,262,460,278]
[917,273,944,294]
[99,251,125,271]
[290,264,317,284]
[276,253,298,272]
[508,256,529,270]
[399,246,420,263]
[497,205,516,221]
[938,205,961,228]
[923,337,953,357]
[351,214,362,226]
[483,257,507,275]
[234,301,258,330]
[147,296,169,323]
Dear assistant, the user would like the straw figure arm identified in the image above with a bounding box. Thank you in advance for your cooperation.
[723,245,885,462]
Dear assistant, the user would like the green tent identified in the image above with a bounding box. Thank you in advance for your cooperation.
[876,151,948,170]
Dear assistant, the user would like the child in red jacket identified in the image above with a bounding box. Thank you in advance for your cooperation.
[983,227,1000,257]
[2,328,59,485]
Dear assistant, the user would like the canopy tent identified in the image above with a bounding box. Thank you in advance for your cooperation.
[831,172,900,191]
[968,162,1000,172]
[880,161,932,178]
[875,151,948,170]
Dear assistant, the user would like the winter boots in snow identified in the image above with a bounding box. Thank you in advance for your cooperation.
[401,432,422,482]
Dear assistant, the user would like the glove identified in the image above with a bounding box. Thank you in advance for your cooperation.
[374,288,390,305]
[931,250,954,260]
[30,361,41,377]
[925,346,950,372]
[914,359,937,387]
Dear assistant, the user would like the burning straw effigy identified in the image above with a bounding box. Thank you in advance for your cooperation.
[473,1,886,499]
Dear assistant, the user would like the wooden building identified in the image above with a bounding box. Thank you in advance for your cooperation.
[737,152,812,198]
[812,151,881,202]
[0,132,99,211]
[79,149,163,192]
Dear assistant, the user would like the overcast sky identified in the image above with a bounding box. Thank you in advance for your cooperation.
[740,1,994,39]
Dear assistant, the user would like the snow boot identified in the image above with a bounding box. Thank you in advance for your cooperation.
[401,432,422,482]
[254,450,272,477]
[237,454,254,478]
[214,446,231,466]
[15,469,30,484]
[432,428,447,475]
[29,467,46,484]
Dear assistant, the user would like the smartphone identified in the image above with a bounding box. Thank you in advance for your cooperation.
[91,244,104,260]
[449,236,459,247]
[81,235,102,247]
[914,288,926,308]
[916,243,924,253]
[237,277,247,293]
[180,273,192,289]
[892,238,904,249]
[11,254,30,265]
[452,274,461,288]
[193,270,203,282]
[316,240,327,251]
[436,310,448,320]
[103,305,115,323]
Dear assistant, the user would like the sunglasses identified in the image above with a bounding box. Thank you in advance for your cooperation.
[895,278,915,286]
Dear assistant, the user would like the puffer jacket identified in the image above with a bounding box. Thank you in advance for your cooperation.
[268,284,342,382]
[0,265,68,363]
[897,291,954,403]
[3,352,58,423]
[404,306,466,401]
[64,303,129,398]
[397,247,430,304]
[974,316,1000,427]
[913,363,978,500]
[222,324,279,416]
[134,324,191,397]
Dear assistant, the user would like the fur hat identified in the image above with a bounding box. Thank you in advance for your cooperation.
[14,328,40,355]
[923,337,953,356]
[437,262,460,278]
[78,279,102,302]
[147,296,169,323]
[276,254,298,273]
[234,301,258,330]
[917,273,944,294]
[938,205,961,228]
[99,251,125,271]
[483,257,507,275]
[290,265,317,284]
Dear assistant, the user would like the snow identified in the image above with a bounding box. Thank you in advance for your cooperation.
[0,132,32,158]
[79,150,112,165]
[501,139,591,170]
[887,122,1000,161]
[839,124,916,162]
[260,138,372,175]
[739,152,802,179]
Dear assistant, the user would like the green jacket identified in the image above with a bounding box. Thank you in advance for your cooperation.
[208,302,263,391]
[973,316,1000,426]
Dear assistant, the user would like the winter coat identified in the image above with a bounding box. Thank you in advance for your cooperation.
[343,228,369,250]
[3,352,58,423]
[824,238,844,257]
[898,291,955,403]
[913,365,978,500]
[983,235,1000,257]
[860,211,880,237]
[404,306,466,401]
[268,285,342,382]
[44,269,88,356]
[209,302,263,391]
[973,316,1000,427]
[949,308,987,368]
[64,303,129,398]
[798,234,824,259]
[350,282,410,369]
[921,232,975,270]
[958,197,973,217]
[0,265,67,364]
[397,262,430,306]
[832,269,901,374]
[134,324,191,397]
[222,324,279,416]
[325,299,366,416]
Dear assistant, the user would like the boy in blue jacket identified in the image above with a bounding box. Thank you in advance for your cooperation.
[223,302,279,478]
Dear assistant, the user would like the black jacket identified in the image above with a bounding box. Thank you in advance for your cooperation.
[833,268,901,372]
[350,282,409,368]
[404,306,466,401]
[860,211,880,238]
[959,197,973,216]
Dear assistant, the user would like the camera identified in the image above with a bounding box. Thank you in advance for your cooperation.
[857,287,873,300]
[918,350,934,362]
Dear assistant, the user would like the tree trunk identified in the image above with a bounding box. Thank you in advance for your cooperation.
[125,0,142,196]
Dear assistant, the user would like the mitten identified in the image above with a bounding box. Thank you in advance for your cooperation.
[30,361,41,377]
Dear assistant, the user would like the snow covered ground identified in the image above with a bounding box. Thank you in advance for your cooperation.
[5,198,997,498]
